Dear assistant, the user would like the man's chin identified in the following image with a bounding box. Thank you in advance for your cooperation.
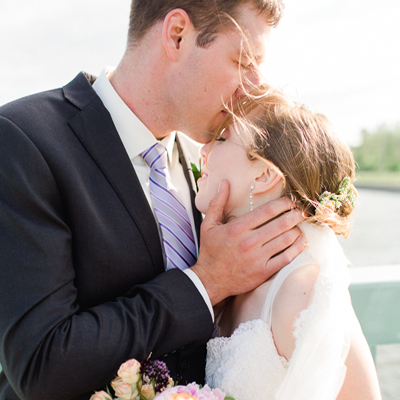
[188,130,217,144]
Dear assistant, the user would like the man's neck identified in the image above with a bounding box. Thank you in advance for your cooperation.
[110,50,175,140]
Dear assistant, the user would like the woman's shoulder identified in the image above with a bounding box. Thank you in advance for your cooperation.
[271,263,320,360]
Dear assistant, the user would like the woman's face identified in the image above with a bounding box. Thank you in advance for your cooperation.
[195,125,266,217]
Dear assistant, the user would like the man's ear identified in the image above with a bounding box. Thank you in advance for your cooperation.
[252,167,283,195]
[162,9,191,62]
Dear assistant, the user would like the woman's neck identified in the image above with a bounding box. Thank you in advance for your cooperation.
[223,190,283,222]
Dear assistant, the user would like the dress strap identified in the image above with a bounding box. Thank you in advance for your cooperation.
[260,250,316,325]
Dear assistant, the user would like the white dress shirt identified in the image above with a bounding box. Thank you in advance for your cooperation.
[93,68,213,319]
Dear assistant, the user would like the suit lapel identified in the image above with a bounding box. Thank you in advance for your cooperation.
[176,135,202,245]
[64,74,164,274]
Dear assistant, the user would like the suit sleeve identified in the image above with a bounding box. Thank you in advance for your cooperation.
[0,116,214,400]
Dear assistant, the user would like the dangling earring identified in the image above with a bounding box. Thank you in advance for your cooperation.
[249,184,255,211]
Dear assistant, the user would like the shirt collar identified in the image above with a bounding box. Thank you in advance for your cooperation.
[92,67,175,163]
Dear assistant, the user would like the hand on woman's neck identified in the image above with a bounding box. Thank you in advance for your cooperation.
[224,186,283,223]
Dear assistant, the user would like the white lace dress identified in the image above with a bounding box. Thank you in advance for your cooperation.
[206,222,352,400]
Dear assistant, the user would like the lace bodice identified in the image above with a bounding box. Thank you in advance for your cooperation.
[206,319,288,399]
[206,222,352,400]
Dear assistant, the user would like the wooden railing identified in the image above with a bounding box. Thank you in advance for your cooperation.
[349,265,400,362]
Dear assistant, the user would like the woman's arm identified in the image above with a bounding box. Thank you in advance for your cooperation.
[271,263,320,359]
[271,263,381,400]
[337,308,382,400]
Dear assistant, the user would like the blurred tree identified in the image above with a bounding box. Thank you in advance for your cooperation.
[351,124,400,171]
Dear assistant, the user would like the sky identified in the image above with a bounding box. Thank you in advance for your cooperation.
[1,0,399,146]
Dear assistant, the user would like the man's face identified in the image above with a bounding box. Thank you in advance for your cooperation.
[171,5,272,143]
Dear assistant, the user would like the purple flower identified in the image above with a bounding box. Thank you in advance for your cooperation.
[141,359,171,393]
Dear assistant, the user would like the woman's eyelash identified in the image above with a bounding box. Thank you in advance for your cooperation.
[237,60,252,70]
[215,137,226,142]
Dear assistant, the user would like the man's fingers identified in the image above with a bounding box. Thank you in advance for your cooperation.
[246,208,304,246]
[264,225,302,254]
[201,179,230,230]
[238,210,304,248]
[234,196,298,230]
[263,232,306,276]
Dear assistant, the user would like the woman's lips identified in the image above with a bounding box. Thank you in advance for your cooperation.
[198,172,208,182]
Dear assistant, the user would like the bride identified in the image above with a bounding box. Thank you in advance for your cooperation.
[195,87,382,400]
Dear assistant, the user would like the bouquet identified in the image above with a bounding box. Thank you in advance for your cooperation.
[90,358,233,400]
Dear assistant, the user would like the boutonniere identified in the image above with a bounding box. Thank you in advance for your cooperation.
[190,161,201,192]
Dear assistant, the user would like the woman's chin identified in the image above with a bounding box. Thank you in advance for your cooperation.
[194,195,208,215]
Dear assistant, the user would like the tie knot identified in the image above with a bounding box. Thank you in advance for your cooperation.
[141,143,168,170]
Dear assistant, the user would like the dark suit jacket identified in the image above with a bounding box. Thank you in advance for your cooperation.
[0,73,213,400]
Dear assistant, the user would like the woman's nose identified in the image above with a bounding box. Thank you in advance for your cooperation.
[200,143,210,167]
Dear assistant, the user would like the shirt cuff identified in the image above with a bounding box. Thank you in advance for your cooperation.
[184,269,215,322]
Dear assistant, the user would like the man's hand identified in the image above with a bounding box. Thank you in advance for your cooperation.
[190,180,306,306]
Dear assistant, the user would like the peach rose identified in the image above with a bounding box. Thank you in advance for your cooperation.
[118,358,141,384]
[89,391,113,400]
[140,383,156,400]
[168,394,198,400]
[111,376,139,400]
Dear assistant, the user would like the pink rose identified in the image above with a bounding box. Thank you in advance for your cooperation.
[118,358,141,384]
[194,385,225,400]
[111,376,139,400]
[153,385,184,400]
[154,384,225,400]
[89,391,113,400]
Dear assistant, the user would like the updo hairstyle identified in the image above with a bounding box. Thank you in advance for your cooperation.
[219,85,357,238]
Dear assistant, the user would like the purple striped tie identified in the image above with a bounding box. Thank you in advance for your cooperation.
[141,143,197,270]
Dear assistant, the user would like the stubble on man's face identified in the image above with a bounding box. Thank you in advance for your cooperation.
[175,5,271,144]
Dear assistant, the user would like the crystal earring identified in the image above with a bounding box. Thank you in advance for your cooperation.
[249,184,255,211]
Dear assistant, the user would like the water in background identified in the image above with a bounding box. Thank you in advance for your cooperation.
[339,188,400,400]
[338,188,400,267]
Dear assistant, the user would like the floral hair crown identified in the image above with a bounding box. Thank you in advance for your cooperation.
[316,176,356,215]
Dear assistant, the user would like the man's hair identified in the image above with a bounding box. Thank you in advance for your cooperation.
[128,0,284,48]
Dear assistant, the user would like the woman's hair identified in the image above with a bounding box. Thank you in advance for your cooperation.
[218,85,357,238]
[128,0,284,47]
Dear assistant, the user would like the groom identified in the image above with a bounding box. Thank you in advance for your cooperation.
[0,1,304,399]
